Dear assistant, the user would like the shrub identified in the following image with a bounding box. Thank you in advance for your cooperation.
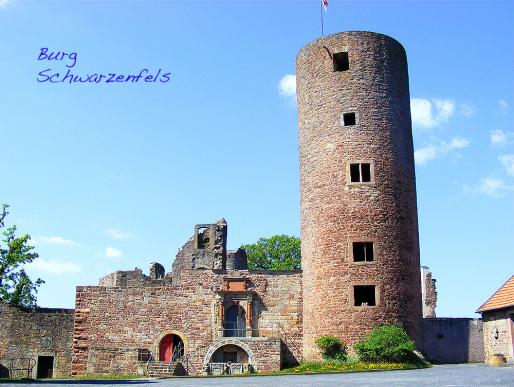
[315,335,347,361]
[353,325,416,363]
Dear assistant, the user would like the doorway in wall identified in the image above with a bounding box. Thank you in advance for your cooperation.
[159,334,184,362]
[36,356,54,379]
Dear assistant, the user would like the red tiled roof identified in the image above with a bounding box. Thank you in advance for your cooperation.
[477,275,514,313]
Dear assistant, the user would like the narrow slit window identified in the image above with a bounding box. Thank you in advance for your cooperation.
[342,112,356,126]
[354,285,376,307]
[353,242,374,262]
[333,52,349,72]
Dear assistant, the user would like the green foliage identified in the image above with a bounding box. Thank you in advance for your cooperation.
[353,325,416,363]
[242,234,301,270]
[274,359,429,374]
[0,204,44,308]
[315,335,347,361]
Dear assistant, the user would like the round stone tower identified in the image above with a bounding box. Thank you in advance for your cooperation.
[296,31,423,359]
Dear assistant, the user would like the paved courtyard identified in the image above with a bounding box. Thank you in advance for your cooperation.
[5,364,514,386]
[152,364,514,387]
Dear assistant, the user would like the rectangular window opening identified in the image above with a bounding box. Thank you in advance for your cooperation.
[361,163,371,182]
[353,242,365,262]
[137,349,151,362]
[197,227,209,249]
[353,242,374,262]
[350,164,360,182]
[342,112,356,126]
[333,52,349,72]
[354,285,376,307]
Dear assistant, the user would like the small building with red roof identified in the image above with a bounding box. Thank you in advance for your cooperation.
[477,275,514,363]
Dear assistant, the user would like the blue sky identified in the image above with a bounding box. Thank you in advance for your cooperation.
[0,0,512,318]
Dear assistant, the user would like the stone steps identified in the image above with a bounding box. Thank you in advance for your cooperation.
[147,361,182,378]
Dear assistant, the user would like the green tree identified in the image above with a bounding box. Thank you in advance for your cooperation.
[0,204,44,308]
[242,235,301,270]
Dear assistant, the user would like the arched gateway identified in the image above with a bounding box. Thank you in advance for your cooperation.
[203,339,256,375]
[156,331,186,363]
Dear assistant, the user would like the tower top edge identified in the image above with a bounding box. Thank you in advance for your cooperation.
[297,31,405,59]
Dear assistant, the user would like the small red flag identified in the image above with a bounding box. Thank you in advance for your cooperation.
[322,0,329,11]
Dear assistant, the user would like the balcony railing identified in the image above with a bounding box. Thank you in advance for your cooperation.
[216,327,277,338]
[209,362,254,375]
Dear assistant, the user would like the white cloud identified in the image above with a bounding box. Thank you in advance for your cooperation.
[499,154,514,177]
[459,104,476,117]
[414,145,438,165]
[490,130,514,146]
[27,258,81,275]
[105,246,123,258]
[0,0,10,9]
[32,236,79,247]
[433,99,456,122]
[278,74,296,99]
[105,229,133,241]
[477,177,512,198]
[411,99,433,128]
[499,99,509,112]
[410,98,456,129]
[415,136,470,165]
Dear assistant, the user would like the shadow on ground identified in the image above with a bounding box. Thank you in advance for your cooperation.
[0,379,155,385]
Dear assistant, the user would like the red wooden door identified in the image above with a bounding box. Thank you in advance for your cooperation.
[159,335,173,362]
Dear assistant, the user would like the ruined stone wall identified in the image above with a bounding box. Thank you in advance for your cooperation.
[423,318,484,363]
[171,220,229,283]
[0,304,74,378]
[297,31,423,359]
[421,266,437,318]
[72,270,302,375]
[482,307,514,363]
[98,268,172,287]
[423,272,437,318]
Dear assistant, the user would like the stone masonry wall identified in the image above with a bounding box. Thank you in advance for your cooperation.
[99,268,172,287]
[423,318,484,363]
[421,268,437,318]
[0,304,74,378]
[297,31,423,359]
[72,270,302,375]
[482,307,514,363]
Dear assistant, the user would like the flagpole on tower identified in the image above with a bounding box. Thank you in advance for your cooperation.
[320,0,328,37]
[320,0,324,37]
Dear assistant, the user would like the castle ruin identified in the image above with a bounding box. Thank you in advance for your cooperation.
[0,32,452,379]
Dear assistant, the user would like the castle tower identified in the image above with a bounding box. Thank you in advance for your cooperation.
[296,31,423,359]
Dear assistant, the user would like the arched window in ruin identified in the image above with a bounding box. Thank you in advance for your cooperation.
[224,305,246,337]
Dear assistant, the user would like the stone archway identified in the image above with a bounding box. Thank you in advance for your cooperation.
[159,334,184,362]
[154,330,188,362]
[203,338,256,373]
